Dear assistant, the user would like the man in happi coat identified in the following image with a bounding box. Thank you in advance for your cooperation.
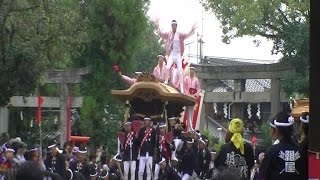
[155,19,196,93]
[153,55,167,83]
[137,117,157,180]
[121,120,139,180]
[184,66,200,132]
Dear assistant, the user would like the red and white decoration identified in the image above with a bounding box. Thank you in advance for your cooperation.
[181,90,205,131]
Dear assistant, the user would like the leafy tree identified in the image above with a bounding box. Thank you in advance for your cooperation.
[203,0,309,97]
[132,21,165,72]
[260,121,272,149]
[0,0,89,106]
[201,129,215,150]
[74,0,155,152]
[213,140,224,152]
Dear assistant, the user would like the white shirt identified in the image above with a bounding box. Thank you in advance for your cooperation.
[172,67,177,83]
[171,33,180,53]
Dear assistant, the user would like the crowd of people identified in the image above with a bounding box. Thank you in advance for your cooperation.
[0,110,309,180]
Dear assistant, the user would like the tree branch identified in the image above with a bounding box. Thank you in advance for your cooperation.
[257,32,277,39]
[264,22,281,32]
[277,7,291,25]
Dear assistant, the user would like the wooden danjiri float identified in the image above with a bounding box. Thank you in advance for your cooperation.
[290,98,320,179]
[111,73,197,134]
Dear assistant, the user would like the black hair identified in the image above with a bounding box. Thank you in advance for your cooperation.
[100,152,107,164]
[63,141,71,149]
[24,151,33,161]
[275,112,294,142]
[89,153,97,161]
[89,163,97,177]
[15,161,44,180]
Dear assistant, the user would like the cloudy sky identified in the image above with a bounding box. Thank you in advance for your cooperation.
[147,0,283,64]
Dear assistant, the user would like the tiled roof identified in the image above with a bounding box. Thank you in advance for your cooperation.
[211,87,228,92]
[204,56,278,65]
[210,79,271,92]
[245,79,271,92]
[202,57,274,93]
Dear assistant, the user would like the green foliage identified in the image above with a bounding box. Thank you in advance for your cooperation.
[0,0,89,106]
[132,21,165,72]
[74,0,153,151]
[260,121,272,149]
[201,129,215,150]
[203,0,309,97]
[213,140,225,152]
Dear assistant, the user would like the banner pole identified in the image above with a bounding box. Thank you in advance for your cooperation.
[39,121,43,152]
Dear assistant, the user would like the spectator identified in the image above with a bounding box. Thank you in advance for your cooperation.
[15,161,44,180]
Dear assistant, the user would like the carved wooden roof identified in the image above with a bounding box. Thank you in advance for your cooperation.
[111,75,197,118]
[290,98,309,118]
[111,82,196,106]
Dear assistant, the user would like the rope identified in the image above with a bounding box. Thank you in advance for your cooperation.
[123,100,130,125]
[164,101,168,132]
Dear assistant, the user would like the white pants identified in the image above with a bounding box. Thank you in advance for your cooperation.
[182,173,190,180]
[138,156,153,180]
[117,137,121,154]
[154,163,160,180]
[124,161,136,180]
[172,138,184,160]
[173,138,184,152]
[186,106,195,132]
[165,52,184,93]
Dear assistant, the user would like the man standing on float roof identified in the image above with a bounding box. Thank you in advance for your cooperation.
[155,19,196,93]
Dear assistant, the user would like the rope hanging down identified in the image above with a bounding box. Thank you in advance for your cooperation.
[123,100,168,122]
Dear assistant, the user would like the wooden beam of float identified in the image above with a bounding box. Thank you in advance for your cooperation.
[111,78,197,119]
[111,82,196,105]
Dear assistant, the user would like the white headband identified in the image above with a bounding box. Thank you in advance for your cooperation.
[199,138,205,144]
[274,116,295,127]
[158,55,164,59]
[30,148,39,152]
[187,139,194,144]
[6,148,15,153]
[159,124,166,128]
[159,158,166,164]
[72,147,79,153]
[90,172,98,177]
[48,144,56,149]
[78,150,87,154]
[144,117,151,121]
[269,122,276,128]
[125,121,132,125]
[100,172,108,178]
[300,115,309,123]
[67,169,73,180]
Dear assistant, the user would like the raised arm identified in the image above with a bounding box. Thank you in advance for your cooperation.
[154,18,169,40]
[118,71,136,86]
[181,23,197,39]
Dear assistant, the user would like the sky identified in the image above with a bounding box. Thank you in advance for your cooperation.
[147,0,283,64]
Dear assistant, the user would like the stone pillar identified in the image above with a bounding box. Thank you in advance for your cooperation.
[271,78,281,118]
[232,103,243,119]
[0,108,9,133]
[234,79,246,100]
[59,84,69,147]
[234,79,246,92]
